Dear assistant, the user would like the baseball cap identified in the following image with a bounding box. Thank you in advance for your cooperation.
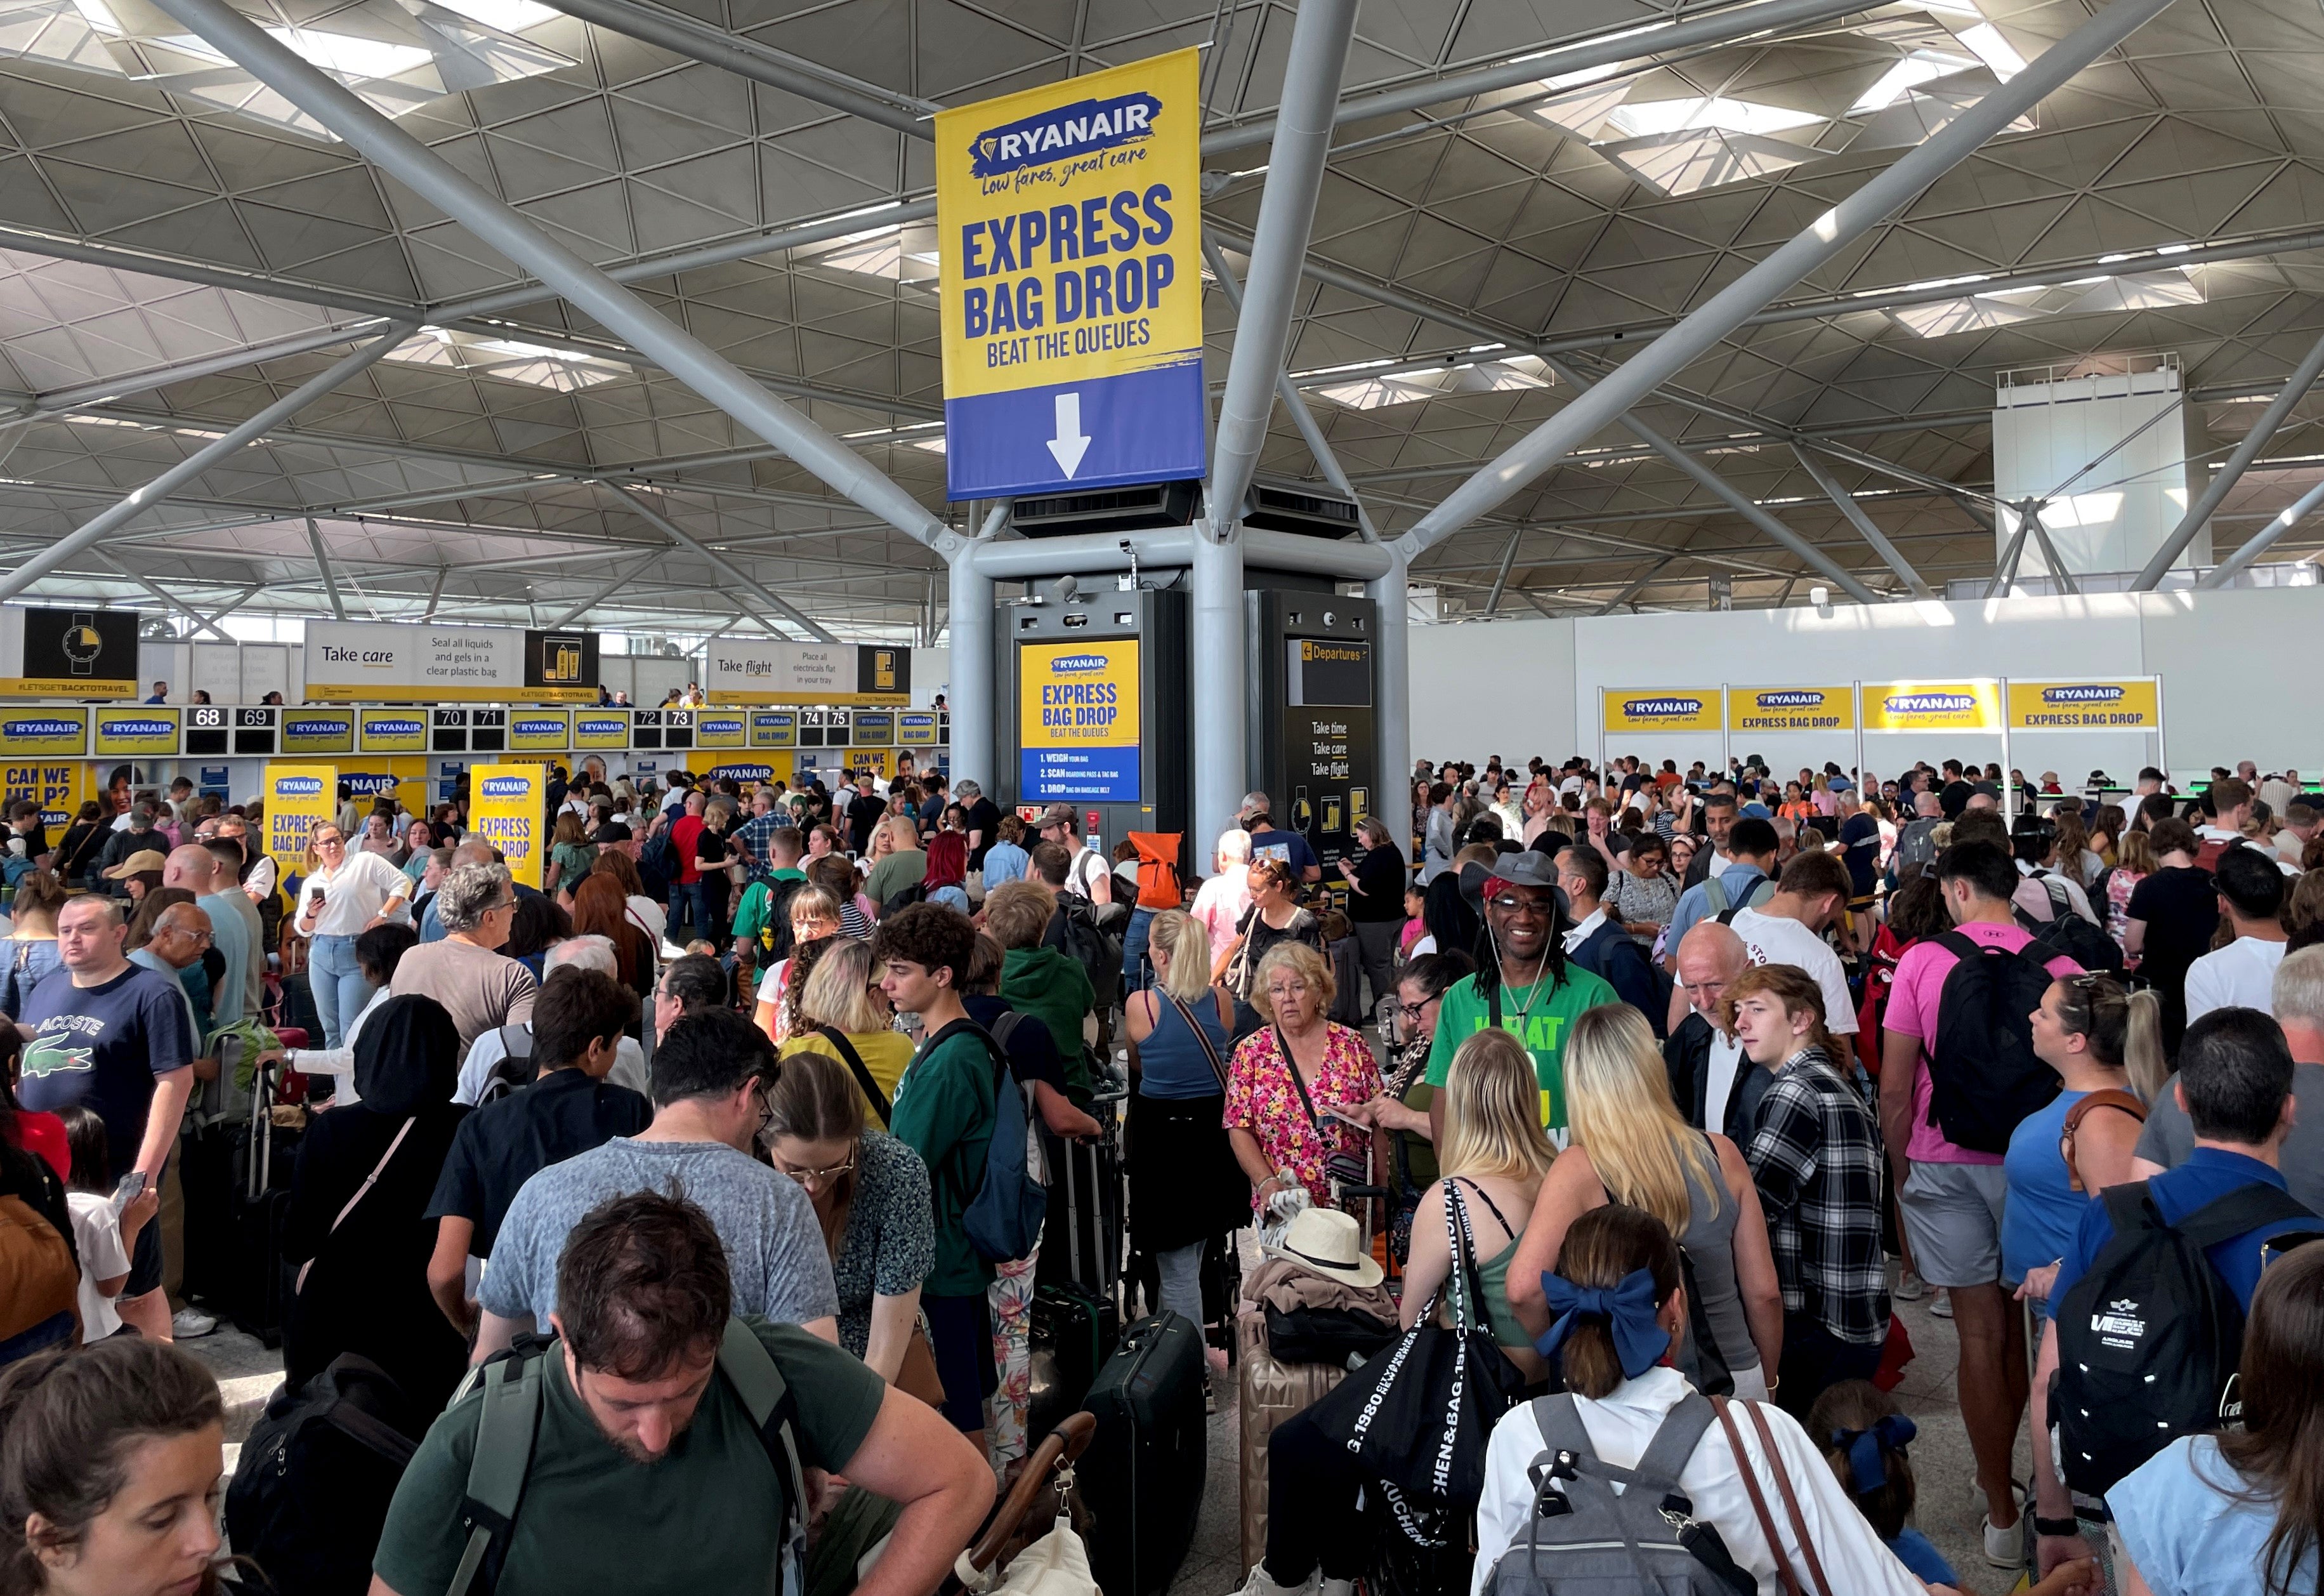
[102,850,167,879]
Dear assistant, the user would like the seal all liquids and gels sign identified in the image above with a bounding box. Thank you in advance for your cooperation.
[936,49,1203,500]
[1019,640,1141,804]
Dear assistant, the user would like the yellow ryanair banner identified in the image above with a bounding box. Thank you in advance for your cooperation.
[91,708,180,758]
[280,710,355,755]
[263,765,337,882]
[2006,678,2162,730]
[0,710,88,758]
[2,762,96,830]
[1861,679,2001,732]
[572,711,629,751]
[508,711,572,753]
[750,711,797,748]
[848,749,894,780]
[1019,639,1141,803]
[469,763,545,890]
[935,49,1204,500]
[1727,686,1855,734]
[694,712,748,749]
[1601,690,1723,736]
[358,708,429,753]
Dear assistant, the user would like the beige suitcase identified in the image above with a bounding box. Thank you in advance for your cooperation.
[1235,1307,1350,1571]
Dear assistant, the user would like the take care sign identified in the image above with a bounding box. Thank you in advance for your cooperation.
[936,49,1204,501]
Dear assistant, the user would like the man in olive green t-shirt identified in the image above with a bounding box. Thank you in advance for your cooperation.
[371,1188,992,1596]
[1422,852,1618,1144]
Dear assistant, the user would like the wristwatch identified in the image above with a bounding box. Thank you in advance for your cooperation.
[2032,1515,2080,1538]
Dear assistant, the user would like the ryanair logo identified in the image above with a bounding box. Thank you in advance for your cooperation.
[513,719,564,735]
[286,718,348,736]
[346,774,398,795]
[1049,653,1112,675]
[1622,697,1704,718]
[3,719,79,737]
[2042,685,2125,704]
[709,764,773,783]
[275,776,324,796]
[479,777,530,799]
[1754,690,1826,709]
[1885,692,1977,715]
[702,718,744,735]
[365,718,423,736]
[577,718,626,737]
[99,718,173,737]
[970,92,1160,178]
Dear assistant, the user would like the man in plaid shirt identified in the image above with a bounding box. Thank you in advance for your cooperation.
[733,788,789,883]
[1730,961,1890,1420]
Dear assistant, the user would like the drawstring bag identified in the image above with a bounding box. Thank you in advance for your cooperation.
[1306,1180,1528,1532]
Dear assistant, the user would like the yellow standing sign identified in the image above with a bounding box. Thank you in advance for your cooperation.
[1860,680,2002,733]
[1601,689,1724,736]
[469,764,546,890]
[936,49,1204,499]
[2006,678,2162,730]
[263,765,338,887]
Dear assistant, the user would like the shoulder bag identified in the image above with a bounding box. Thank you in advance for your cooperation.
[1159,991,1229,1091]
[818,1026,892,1126]
[1710,1395,1834,1596]
[293,1119,415,1295]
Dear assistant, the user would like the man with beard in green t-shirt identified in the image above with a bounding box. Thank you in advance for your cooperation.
[1421,850,1618,1147]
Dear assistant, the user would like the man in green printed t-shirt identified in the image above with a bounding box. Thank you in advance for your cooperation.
[873,902,1001,1459]
[1423,851,1618,1145]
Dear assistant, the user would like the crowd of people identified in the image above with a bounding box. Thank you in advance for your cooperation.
[3,741,2323,1596]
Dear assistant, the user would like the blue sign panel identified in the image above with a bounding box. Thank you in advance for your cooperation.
[944,364,1204,500]
[1021,745,1141,804]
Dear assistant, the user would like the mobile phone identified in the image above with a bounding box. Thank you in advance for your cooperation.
[113,1170,147,1204]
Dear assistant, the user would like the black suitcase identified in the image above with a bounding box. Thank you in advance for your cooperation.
[1027,1280,1119,1451]
[228,1059,299,1348]
[1036,1108,1126,1296]
[1080,1311,1207,1596]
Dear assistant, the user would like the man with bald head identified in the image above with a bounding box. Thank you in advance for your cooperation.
[1662,921,1766,1142]
[162,843,249,1029]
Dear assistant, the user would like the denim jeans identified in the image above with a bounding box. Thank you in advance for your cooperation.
[308,932,372,1051]
[668,880,709,947]
[1154,1241,1205,1329]
[1120,906,1156,993]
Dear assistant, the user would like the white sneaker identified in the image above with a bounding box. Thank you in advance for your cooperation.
[171,1307,217,1339]
[1983,1508,2025,1569]
[1228,1565,1313,1596]
[1930,1289,1953,1320]
[1892,1268,1928,1302]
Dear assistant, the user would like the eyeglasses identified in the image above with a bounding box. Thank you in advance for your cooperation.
[777,1154,855,1185]
[1486,893,1553,914]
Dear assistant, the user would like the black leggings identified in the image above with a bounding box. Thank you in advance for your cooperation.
[1263,1408,1372,1584]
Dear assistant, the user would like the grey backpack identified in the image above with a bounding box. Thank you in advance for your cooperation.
[1481,1392,1752,1595]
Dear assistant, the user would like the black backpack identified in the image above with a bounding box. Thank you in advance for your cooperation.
[1925,930,2059,1154]
[1053,895,1122,1011]
[225,1354,423,1596]
[2055,1180,2313,1498]
[759,875,805,963]
[2014,874,2124,973]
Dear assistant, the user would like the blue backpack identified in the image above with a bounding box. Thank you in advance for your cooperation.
[928,1019,1049,1264]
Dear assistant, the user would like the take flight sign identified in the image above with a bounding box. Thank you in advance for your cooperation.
[936,49,1204,501]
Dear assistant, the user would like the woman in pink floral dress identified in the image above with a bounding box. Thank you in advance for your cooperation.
[1224,940,1382,1213]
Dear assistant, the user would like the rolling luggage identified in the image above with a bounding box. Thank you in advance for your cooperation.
[229,1056,299,1347]
[1027,1281,1119,1453]
[1235,1305,1351,1572]
[1035,1093,1126,1297]
[1079,1311,1206,1596]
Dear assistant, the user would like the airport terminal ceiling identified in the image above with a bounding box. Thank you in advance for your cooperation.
[1,0,2323,639]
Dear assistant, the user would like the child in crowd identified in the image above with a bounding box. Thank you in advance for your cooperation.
[1396,880,1428,960]
[1808,1380,1959,1590]
[57,1104,157,1342]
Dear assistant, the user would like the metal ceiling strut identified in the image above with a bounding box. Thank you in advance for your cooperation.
[1392,0,2181,565]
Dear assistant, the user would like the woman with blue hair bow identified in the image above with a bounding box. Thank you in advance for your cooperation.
[1473,1204,1979,1596]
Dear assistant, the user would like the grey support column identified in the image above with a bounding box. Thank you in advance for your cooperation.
[0,327,410,602]
[610,485,838,642]
[2198,477,2324,588]
[1789,443,1936,599]
[1191,520,1247,862]
[1367,545,1410,844]
[305,518,349,621]
[1395,0,2179,563]
[145,0,948,551]
[945,506,1008,798]
[2134,324,2324,589]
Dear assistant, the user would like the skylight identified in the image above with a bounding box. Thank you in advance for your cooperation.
[1316,357,1551,411]
[1597,129,1818,196]
[386,328,626,393]
[1849,49,1979,115]
[1603,96,1822,139]
[1885,268,2203,337]
[814,227,942,284]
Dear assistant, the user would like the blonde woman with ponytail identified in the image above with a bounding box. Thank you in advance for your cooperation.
[1509,1004,1784,1399]
[1398,1027,1555,1381]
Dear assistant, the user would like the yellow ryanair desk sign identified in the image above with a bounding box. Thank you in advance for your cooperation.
[508,711,572,753]
[1601,690,1723,736]
[280,711,355,755]
[358,708,429,753]
[935,49,1205,500]
[91,708,180,758]
[263,765,338,881]
[0,710,88,758]
[750,711,797,748]
[1727,686,1855,734]
[1861,680,2001,733]
[469,764,545,890]
[2006,678,2162,730]
[695,712,749,749]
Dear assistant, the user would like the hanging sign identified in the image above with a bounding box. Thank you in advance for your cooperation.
[2006,678,2162,730]
[1601,690,1723,736]
[262,765,338,881]
[0,608,140,698]
[702,642,910,705]
[468,764,546,889]
[936,48,1205,500]
[303,621,600,703]
[1861,679,2002,732]
[1727,686,1856,734]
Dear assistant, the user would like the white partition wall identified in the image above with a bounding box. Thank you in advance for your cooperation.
[1992,358,2196,577]
[1403,586,2324,781]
